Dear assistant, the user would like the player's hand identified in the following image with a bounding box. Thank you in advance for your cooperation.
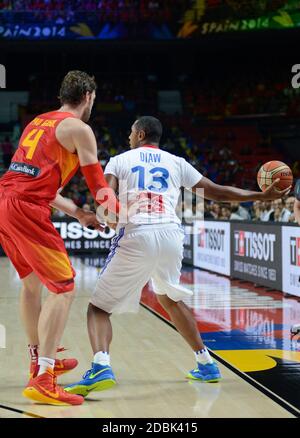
[260,179,292,200]
[93,201,118,230]
[77,209,105,231]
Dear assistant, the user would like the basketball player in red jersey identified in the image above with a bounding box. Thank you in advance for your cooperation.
[0,71,119,406]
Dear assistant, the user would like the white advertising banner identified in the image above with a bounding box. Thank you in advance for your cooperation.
[193,221,231,276]
[282,226,300,297]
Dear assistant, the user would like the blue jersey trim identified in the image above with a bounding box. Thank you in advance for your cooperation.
[99,227,125,276]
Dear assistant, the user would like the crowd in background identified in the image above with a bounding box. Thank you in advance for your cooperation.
[180,196,297,223]
[0,0,186,23]
[182,74,300,118]
[1,114,299,224]
[26,71,300,123]
[1,65,299,223]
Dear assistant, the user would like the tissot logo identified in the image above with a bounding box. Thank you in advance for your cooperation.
[198,228,225,251]
[290,237,300,267]
[54,222,115,240]
[234,231,276,262]
[0,64,6,88]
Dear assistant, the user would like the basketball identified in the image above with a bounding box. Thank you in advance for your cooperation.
[257,161,293,192]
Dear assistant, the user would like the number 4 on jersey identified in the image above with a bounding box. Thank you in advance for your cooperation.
[22,129,44,160]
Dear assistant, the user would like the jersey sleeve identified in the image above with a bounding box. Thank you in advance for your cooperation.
[104,156,119,177]
[180,158,203,188]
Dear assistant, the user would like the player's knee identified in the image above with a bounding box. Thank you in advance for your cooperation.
[88,302,110,316]
[22,273,43,294]
[62,289,76,301]
[50,288,75,300]
[22,284,42,296]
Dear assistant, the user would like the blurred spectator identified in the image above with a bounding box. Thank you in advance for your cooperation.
[260,201,274,222]
[286,196,296,215]
[219,204,231,220]
[252,201,262,221]
[272,198,291,222]
[230,201,250,221]
[286,196,297,223]
[210,202,220,219]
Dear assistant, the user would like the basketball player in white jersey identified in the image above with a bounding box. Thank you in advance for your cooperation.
[65,116,290,396]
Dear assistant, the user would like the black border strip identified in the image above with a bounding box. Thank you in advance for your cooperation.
[0,403,44,418]
[140,302,300,418]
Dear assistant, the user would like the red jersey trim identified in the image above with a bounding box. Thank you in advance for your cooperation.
[141,144,160,149]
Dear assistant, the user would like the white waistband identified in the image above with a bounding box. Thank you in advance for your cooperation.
[118,222,182,235]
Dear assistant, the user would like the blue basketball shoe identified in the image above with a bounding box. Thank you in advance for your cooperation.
[64,363,116,397]
[186,362,221,383]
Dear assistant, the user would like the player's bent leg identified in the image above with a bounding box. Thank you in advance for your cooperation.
[157,295,205,351]
[65,303,116,396]
[157,294,221,383]
[66,230,154,397]
[23,285,83,406]
[87,303,112,353]
[38,288,75,359]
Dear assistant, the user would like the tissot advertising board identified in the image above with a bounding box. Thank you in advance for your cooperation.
[193,221,231,276]
[52,218,115,253]
[282,226,300,298]
[231,223,282,289]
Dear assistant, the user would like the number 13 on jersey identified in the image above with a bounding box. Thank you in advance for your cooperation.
[131,166,169,192]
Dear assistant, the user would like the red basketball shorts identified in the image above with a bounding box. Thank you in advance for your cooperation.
[0,195,75,293]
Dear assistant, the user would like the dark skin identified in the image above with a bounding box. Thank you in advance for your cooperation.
[89,121,291,359]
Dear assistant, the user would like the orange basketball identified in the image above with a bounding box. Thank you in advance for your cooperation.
[257,161,293,192]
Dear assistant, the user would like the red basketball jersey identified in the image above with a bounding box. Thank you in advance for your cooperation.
[0,111,80,205]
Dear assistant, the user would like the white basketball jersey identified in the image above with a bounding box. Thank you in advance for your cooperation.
[104,145,203,225]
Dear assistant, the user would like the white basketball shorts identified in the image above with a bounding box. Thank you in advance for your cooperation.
[90,223,193,314]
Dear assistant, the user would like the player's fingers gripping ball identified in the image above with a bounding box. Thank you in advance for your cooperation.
[257,161,293,192]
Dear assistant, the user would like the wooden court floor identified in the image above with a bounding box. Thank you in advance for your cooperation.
[0,257,295,418]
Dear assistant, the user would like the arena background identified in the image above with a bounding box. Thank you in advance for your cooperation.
[0,0,300,423]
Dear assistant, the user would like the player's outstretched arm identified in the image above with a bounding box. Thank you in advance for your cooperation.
[192,176,291,202]
[50,193,103,230]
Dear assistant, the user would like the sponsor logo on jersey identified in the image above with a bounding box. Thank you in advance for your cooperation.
[9,162,41,177]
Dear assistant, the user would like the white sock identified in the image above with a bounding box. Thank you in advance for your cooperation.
[93,351,110,366]
[38,357,55,375]
[194,348,213,365]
